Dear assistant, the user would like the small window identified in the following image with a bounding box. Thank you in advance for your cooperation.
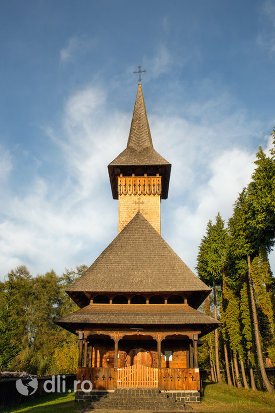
[165,351,173,361]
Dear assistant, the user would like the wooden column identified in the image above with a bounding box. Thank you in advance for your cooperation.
[97,348,101,367]
[193,334,198,369]
[157,337,162,369]
[189,341,194,368]
[186,344,190,368]
[88,344,92,367]
[78,332,84,367]
[114,338,119,368]
[83,339,88,368]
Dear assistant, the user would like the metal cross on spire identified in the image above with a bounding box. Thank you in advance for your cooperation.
[133,65,146,83]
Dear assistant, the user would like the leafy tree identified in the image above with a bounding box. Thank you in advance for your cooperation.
[0,264,87,375]
[0,266,33,371]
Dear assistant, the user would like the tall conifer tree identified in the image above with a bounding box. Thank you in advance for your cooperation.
[197,213,228,382]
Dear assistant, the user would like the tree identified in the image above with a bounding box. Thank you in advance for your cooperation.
[222,276,245,388]
[0,264,87,375]
[240,281,257,390]
[197,213,228,382]
[229,183,274,392]
[251,251,275,366]
[220,276,233,386]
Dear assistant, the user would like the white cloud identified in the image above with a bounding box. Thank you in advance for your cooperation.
[164,145,273,272]
[263,0,275,24]
[143,45,172,79]
[257,0,275,54]
[60,36,96,63]
[0,84,129,277]
[0,144,12,181]
[60,37,79,63]
[0,82,274,279]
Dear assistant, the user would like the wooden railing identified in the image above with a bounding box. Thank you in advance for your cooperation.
[117,365,158,388]
[159,368,200,391]
[77,367,116,390]
[76,367,200,391]
[118,176,161,196]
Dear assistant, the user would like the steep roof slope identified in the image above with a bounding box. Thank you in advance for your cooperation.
[67,212,210,306]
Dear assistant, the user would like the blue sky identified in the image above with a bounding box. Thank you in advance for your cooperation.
[0,0,274,279]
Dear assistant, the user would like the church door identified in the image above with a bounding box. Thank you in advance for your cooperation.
[117,348,158,388]
[132,348,152,367]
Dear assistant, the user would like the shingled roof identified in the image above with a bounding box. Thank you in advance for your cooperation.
[67,212,210,308]
[108,83,171,199]
[55,303,221,337]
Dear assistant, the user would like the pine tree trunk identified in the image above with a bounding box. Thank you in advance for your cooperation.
[247,255,274,393]
[248,349,256,390]
[213,281,221,382]
[224,342,233,386]
[209,350,215,382]
[233,351,242,388]
[231,357,236,387]
[210,350,217,382]
[209,332,217,382]
[239,356,249,389]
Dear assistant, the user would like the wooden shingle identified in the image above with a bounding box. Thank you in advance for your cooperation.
[67,212,211,308]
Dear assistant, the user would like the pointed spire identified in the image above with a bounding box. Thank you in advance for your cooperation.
[127,83,153,152]
[108,83,171,200]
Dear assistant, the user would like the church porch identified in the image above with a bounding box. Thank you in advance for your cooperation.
[76,330,201,396]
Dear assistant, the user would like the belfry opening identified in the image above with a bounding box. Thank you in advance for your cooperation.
[55,81,220,404]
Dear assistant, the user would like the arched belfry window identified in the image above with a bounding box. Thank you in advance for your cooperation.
[149,295,164,304]
[113,295,128,304]
[167,295,184,304]
[131,295,146,304]
[93,295,110,304]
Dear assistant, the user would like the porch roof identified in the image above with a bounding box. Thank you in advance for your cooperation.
[55,303,221,336]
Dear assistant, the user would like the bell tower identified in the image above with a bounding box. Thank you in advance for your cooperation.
[108,82,171,234]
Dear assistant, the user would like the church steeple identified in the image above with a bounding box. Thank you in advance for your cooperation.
[108,83,171,234]
[127,83,153,151]
[108,84,171,200]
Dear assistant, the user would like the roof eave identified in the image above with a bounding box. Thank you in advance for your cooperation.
[108,163,171,199]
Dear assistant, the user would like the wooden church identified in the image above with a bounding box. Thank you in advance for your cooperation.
[56,80,220,403]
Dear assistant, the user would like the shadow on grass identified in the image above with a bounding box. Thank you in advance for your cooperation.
[200,380,214,401]
[0,392,84,413]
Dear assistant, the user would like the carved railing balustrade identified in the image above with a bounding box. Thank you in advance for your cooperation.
[118,176,161,196]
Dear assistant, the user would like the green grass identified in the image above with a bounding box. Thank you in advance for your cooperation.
[197,382,275,413]
[0,392,82,413]
[1,383,274,412]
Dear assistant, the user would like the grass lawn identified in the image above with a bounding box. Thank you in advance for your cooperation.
[0,383,274,412]
[197,382,275,413]
[0,392,82,413]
